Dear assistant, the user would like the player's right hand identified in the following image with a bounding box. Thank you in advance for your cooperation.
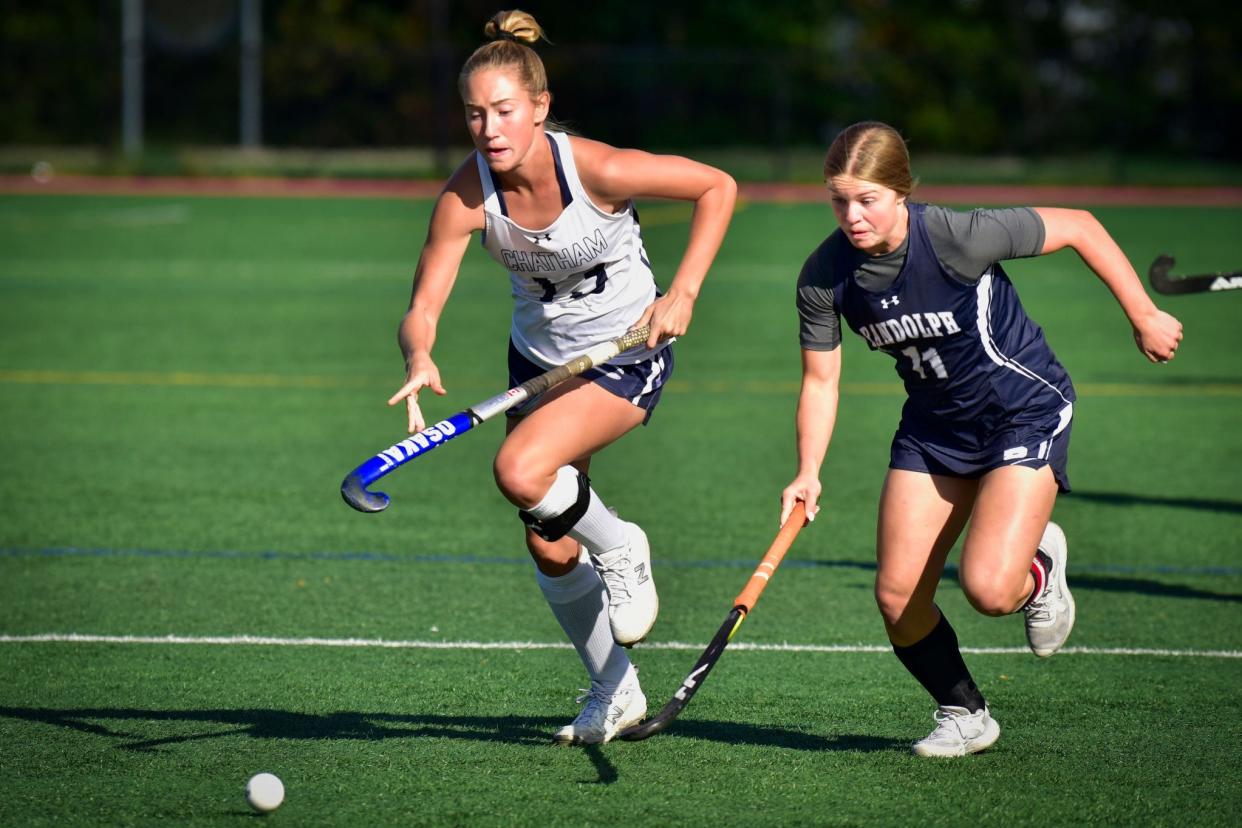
[1132,308,1183,364]
[780,476,822,527]
[387,354,446,433]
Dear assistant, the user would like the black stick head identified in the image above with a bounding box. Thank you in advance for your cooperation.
[1148,253,1242,294]
[1148,254,1178,292]
[617,712,677,742]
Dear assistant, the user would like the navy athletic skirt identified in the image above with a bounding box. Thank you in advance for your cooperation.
[506,340,674,424]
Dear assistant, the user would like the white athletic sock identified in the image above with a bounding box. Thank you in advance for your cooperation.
[527,465,629,554]
[535,548,635,690]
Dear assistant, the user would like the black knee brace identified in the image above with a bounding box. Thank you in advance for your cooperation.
[518,470,591,542]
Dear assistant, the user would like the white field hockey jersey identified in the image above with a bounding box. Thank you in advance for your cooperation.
[476,131,662,367]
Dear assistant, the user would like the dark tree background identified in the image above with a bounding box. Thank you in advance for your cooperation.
[2,0,1239,159]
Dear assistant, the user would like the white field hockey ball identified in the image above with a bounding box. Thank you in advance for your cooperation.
[246,772,285,813]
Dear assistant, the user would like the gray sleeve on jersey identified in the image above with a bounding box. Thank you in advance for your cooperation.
[923,205,1046,283]
[796,244,842,351]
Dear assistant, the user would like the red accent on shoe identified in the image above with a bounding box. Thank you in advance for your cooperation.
[1022,555,1048,610]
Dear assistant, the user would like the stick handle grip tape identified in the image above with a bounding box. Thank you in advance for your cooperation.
[470,325,651,421]
[733,501,805,612]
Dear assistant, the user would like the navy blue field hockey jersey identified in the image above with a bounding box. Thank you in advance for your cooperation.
[816,203,1075,437]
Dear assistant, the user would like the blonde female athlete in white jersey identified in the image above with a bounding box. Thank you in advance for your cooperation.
[386,10,736,745]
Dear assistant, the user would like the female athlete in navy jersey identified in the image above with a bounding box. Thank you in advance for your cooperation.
[780,121,1182,757]
[386,10,736,745]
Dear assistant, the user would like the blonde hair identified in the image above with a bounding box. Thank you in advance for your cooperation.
[824,121,917,197]
[458,10,550,101]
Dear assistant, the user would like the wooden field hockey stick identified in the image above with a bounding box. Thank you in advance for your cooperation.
[619,501,808,741]
[340,325,652,513]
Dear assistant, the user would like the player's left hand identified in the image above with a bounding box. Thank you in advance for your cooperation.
[635,289,695,349]
[1133,308,1184,363]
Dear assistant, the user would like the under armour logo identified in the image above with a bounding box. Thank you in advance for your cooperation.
[527,232,553,242]
[881,296,900,309]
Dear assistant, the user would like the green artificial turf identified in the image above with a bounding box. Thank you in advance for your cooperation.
[1,193,1239,826]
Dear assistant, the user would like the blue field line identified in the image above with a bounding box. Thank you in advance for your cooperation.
[2,545,1240,577]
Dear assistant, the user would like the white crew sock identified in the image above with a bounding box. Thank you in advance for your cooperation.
[535,547,635,690]
[526,465,629,554]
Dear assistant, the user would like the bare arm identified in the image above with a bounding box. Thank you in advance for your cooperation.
[1035,207,1182,363]
[387,169,483,432]
[575,139,738,348]
[779,346,842,526]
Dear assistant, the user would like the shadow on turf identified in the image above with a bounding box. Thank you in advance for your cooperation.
[797,561,1241,602]
[0,706,903,756]
[581,745,618,784]
[1064,574,1242,603]
[651,720,904,753]
[0,708,559,751]
[1067,490,1242,515]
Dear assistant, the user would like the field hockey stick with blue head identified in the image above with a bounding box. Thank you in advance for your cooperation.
[340,325,653,512]
[619,501,808,741]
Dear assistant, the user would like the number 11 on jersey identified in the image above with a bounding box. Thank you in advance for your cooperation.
[901,345,948,379]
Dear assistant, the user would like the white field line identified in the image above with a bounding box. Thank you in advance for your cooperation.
[1,633,1239,659]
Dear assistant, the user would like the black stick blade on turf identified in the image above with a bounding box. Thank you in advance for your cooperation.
[618,609,742,741]
[1148,254,1242,295]
[618,503,807,742]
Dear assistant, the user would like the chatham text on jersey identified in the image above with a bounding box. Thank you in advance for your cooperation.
[501,228,608,273]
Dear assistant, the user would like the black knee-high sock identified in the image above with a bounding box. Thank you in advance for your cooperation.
[892,611,987,712]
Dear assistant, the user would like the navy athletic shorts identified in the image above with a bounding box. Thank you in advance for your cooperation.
[889,402,1073,492]
[506,340,674,424]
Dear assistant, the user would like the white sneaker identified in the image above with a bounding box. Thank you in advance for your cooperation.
[912,706,1000,757]
[551,681,647,745]
[1024,521,1076,657]
[590,522,658,647]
